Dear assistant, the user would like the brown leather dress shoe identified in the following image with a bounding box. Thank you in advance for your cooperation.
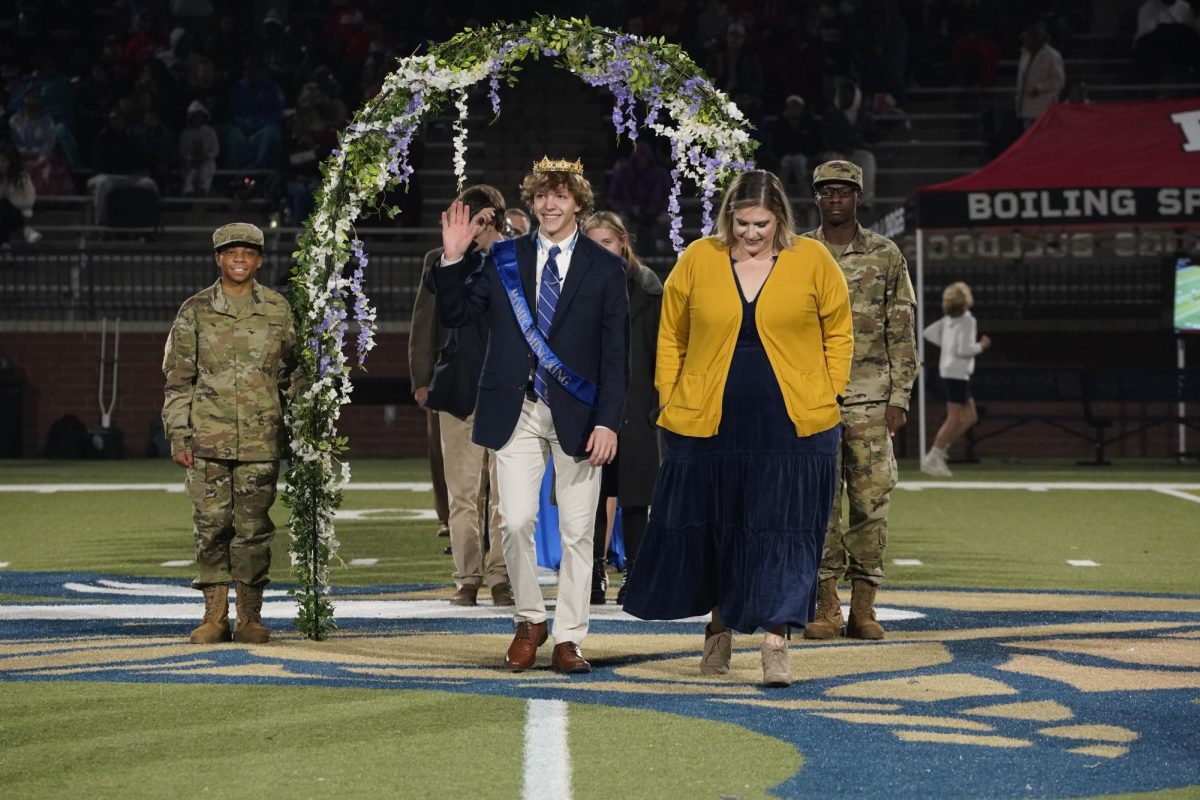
[550,641,592,675]
[503,621,547,671]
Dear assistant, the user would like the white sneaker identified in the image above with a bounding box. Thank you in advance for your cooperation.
[23,227,42,244]
[920,450,953,477]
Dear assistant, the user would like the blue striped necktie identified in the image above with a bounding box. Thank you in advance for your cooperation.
[533,244,562,405]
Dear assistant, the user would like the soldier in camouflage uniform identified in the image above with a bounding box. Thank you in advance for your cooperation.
[162,222,299,645]
[801,161,919,640]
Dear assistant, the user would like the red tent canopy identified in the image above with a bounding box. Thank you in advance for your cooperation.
[917,98,1200,229]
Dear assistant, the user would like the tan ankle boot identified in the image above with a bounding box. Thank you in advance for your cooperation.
[233,582,270,644]
[189,584,231,644]
[700,623,732,675]
[846,580,885,640]
[760,635,792,687]
[802,577,844,640]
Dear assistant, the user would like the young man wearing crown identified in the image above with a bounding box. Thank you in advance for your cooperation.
[434,157,630,674]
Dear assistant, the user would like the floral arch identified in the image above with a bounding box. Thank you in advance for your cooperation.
[285,16,756,639]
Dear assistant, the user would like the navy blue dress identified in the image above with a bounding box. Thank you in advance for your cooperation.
[624,261,840,633]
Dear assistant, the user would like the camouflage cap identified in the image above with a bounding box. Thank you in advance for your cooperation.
[212,222,264,250]
[812,160,863,190]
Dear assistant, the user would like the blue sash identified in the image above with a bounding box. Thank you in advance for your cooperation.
[491,238,597,407]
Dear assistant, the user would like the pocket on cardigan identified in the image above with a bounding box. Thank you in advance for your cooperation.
[671,371,705,410]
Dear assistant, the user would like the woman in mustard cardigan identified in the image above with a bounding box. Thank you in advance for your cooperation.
[624,170,853,687]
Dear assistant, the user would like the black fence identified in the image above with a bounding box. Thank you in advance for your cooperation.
[0,247,428,324]
[919,260,1172,328]
[0,247,1177,328]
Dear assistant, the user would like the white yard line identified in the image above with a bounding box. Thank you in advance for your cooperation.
[523,699,571,800]
[1152,488,1200,505]
[0,481,434,494]
[897,481,1200,491]
[4,479,1196,495]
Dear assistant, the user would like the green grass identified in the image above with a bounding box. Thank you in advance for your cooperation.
[2,458,1197,592]
[2,458,1198,800]
[0,681,798,800]
[0,459,445,586]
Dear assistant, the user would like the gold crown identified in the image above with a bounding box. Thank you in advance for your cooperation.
[532,156,584,175]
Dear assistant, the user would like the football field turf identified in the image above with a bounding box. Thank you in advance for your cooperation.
[2,458,1198,799]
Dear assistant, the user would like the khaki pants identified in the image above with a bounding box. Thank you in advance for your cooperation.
[186,457,278,588]
[440,412,508,588]
[494,398,601,645]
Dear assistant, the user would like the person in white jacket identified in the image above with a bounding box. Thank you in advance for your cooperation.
[921,282,991,476]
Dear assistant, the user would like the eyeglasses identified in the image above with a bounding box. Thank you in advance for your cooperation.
[815,186,857,199]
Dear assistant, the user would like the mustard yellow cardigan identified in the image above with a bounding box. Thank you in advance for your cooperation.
[656,236,854,438]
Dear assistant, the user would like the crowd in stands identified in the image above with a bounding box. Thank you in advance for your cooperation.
[0,0,1195,243]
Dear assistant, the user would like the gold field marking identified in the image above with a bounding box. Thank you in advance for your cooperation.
[892,730,1032,748]
[1038,724,1139,743]
[879,591,1200,614]
[826,673,1018,702]
[961,700,1074,722]
[342,666,555,680]
[520,680,762,695]
[813,712,994,731]
[712,698,903,712]
[1066,744,1130,759]
[997,654,1200,692]
[1003,636,1200,668]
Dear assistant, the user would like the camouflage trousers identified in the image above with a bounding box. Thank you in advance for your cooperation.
[818,403,898,586]
[186,457,279,588]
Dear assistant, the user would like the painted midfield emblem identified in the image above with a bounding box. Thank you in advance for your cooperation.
[2,573,1198,797]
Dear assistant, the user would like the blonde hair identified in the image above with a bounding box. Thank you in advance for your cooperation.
[519,169,596,217]
[581,211,646,271]
[714,170,797,252]
[942,281,974,317]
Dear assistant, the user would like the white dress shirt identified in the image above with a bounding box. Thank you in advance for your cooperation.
[534,226,580,305]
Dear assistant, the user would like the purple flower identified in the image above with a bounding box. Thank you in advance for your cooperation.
[700,155,718,236]
[668,141,685,255]
[348,239,374,366]
[487,67,501,116]
[405,91,424,117]
[681,76,710,117]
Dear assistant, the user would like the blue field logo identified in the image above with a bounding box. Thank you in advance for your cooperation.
[2,571,1198,798]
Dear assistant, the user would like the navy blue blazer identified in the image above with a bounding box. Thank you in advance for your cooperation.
[431,232,630,457]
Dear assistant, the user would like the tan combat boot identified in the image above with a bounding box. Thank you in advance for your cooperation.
[846,580,885,640]
[700,623,732,675]
[802,578,844,640]
[189,584,232,644]
[232,582,270,644]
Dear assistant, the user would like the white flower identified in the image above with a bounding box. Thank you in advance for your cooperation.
[452,90,469,192]
[287,19,756,637]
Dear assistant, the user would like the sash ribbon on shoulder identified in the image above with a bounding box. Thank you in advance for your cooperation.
[491,239,597,407]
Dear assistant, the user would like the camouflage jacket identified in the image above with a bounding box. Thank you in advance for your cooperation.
[162,279,298,460]
[802,224,919,409]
